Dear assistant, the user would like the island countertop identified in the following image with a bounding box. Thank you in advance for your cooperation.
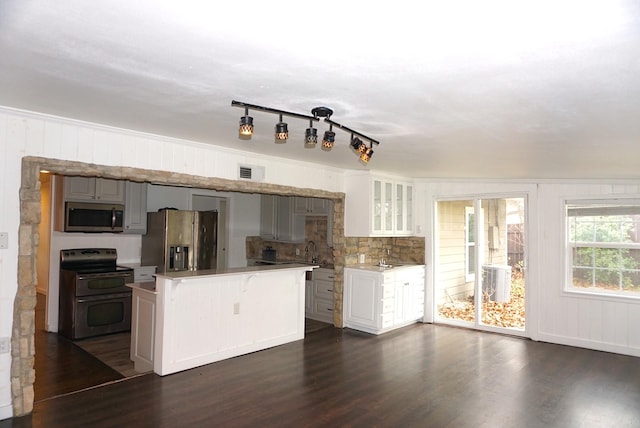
[156,263,320,279]
[344,263,424,273]
[155,263,319,280]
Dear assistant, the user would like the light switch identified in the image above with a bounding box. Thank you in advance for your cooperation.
[0,232,7,249]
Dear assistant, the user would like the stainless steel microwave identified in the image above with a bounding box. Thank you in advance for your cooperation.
[64,201,125,233]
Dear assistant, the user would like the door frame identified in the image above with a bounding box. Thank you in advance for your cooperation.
[430,193,530,338]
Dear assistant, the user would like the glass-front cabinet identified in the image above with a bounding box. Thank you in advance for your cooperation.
[395,182,413,235]
[347,172,414,237]
[372,179,396,235]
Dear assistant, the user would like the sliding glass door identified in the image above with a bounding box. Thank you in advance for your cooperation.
[435,197,526,334]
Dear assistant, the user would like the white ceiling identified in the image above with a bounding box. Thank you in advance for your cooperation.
[1,0,639,179]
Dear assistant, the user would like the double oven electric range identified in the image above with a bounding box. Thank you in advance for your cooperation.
[59,248,134,340]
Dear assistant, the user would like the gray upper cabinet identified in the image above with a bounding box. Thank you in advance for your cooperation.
[123,181,148,234]
[260,195,305,242]
[64,176,125,203]
[293,197,330,215]
[260,194,278,240]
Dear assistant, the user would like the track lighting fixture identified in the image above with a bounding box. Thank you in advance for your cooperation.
[350,136,365,153]
[275,114,288,142]
[360,145,374,164]
[322,124,335,151]
[351,135,373,163]
[239,107,253,138]
[231,100,380,165]
[305,120,318,147]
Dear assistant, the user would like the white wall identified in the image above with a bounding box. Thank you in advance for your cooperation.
[416,179,640,357]
[0,107,346,419]
[536,182,640,355]
[3,105,640,420]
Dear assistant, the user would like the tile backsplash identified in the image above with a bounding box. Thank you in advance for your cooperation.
[246,214,425,268]
[344,236,426,266]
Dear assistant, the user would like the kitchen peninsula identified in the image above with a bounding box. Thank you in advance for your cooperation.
[128,263,316,376]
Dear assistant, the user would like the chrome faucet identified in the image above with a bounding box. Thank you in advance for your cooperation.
[305,240,317,263]
[379,247,391,266]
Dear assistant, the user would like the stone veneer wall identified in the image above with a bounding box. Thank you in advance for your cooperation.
[12,156,346,417]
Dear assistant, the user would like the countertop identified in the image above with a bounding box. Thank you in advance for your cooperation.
[156,263,319,280]
[126,282,158,294]
[345,264,424,272]
[248,258,334,270]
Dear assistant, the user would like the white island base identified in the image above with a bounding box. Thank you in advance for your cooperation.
[129,264,315,376]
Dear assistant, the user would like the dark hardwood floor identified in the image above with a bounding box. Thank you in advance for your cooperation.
[33,293,124,401]
[5,320,640,427]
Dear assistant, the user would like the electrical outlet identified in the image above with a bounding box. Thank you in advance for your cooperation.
[0,337,10,354]
[0,232,8,250]
[295,248,300,256]
[233,303,240,315]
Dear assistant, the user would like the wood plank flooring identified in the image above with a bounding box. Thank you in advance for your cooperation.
[33,294,124,401]
[7,322,640,427]
[32,293,332,402]
[74,332,144,377]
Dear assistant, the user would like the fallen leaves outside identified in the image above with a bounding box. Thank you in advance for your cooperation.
[438,270,526,329]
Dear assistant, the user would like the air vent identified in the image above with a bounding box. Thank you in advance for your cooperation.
[238,164,265,181]
[239,166,252,179]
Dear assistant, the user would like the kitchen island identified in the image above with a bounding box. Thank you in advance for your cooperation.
[128,263,316,376]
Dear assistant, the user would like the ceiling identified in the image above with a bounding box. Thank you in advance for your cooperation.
[1,1,639,179]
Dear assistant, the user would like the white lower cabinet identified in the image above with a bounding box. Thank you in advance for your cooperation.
[129,284,157,373]
[344,265,425,335]
[305,268,335,324]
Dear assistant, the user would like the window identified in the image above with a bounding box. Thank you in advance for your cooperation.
[566,201,640,297]
[465,206,476,282]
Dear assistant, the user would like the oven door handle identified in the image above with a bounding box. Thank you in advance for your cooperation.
[75,273,132,281]
[76,294,130,303]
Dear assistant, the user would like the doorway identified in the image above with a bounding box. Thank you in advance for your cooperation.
[434,197,526,335]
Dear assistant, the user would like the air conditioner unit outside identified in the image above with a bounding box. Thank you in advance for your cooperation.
[482,264,511,302]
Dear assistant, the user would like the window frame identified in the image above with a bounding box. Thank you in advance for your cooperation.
[465,206,476,282]
[564,198,640,301]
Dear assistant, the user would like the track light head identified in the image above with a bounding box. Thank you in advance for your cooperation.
[305,121,318,147]
[350,136,365,152]
[239,108,254,138]
[322,126,335,151]
[360,146,374,164]
[275,114,288,142]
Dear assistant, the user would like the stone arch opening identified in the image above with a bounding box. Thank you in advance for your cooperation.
[12,156,345,416]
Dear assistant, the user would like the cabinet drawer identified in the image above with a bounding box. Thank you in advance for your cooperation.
[381,298,394,314]
[381,313,395,328]
[382,272,395,283]
[313,298,334,322]
[313,269,335,282]
[313,280,334,299]
[135,272,155,283]
[134,267,156,283]
[395,269,423,282]
[381,285,395,298]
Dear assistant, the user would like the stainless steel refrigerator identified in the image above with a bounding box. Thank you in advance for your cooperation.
[141,209,218,273]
